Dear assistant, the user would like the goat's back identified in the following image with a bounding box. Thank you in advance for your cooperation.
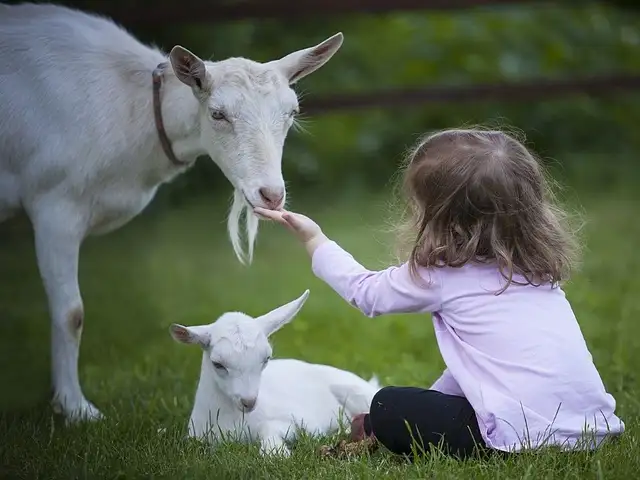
[0,2,165,174]
[253,359,379,434]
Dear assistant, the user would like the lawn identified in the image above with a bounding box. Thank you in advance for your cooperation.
[1,158,639,479]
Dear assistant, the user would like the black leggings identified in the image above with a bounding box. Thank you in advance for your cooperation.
[364,386,488,459]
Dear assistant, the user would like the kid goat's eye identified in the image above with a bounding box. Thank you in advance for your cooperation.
[212,361,227,371]
[211,110,227,121]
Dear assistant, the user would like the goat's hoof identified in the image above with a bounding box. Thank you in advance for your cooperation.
[267,448,291,458]
[65,403,104,424]
[259,444,291,457]
[280,448,291,458]
[53,398,105,424]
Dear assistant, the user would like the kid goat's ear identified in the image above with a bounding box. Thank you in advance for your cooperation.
[169,45,210,95]
[256,290,310,337]
[169,324,211,348]
[266,33,343,84]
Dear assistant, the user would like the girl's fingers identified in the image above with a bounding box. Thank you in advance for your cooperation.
[254,208,289,226]
[254,208,310,239]
[282,213,304,232]
[283,223,298,235]
[281,212,294,223]
[254,208,298,233]
[254,207,278,219]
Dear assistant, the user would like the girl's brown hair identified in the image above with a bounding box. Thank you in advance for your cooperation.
[396,128,580,292]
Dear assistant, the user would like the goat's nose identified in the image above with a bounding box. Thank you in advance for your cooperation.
[259,187,285,210]
[241,397,257,411]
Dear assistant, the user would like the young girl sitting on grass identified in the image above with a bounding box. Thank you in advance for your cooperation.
[254,128,624,459]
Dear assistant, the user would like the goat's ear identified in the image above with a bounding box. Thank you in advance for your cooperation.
[169,46,209,93]
[257,290,310,337]
[267,33,343,84]
[170,323,210,348]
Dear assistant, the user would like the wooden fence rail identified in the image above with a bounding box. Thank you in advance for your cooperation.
[302,74,640,114]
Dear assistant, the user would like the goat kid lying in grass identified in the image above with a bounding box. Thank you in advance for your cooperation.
[170,290,381,456]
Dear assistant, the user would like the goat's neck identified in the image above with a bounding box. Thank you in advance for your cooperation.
[124,62,205,185]
[158,74,206,162]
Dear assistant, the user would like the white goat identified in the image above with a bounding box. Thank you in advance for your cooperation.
[0,2,343,422]
[170,290,381,456]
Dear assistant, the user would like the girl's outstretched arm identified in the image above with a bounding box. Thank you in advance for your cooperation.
[311,240,442,317]
[254,208,442,317]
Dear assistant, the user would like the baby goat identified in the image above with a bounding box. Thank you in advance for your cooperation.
[170,290,381,456]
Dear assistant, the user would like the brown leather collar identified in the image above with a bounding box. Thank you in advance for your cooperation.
[152,62,189,167]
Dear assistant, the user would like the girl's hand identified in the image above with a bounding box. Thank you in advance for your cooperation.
[254,207,329,256]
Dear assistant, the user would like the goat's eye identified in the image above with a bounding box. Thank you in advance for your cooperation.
[212,361,227,371]
[210,110,227,121]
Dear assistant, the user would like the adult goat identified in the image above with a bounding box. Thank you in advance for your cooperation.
[0,2,342,422]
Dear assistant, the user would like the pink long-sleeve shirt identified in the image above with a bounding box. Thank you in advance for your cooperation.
[312,240,624,452]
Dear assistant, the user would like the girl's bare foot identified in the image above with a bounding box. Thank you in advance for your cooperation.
[350,413,376,442]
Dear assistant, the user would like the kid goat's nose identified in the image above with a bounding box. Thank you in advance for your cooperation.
[259,187,284,210]
[241,397,257,411]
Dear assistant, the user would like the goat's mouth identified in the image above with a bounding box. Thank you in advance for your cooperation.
[241,191,284,216]
[239,403,257,414]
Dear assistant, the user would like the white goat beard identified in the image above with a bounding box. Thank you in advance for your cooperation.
[227,189,259,265]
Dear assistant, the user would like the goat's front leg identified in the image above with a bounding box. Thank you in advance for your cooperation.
[259,423,292,457]
[31,204,102,423]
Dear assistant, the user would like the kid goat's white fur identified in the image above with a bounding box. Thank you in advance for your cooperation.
[170,290,381,456]
[0,2,343,422]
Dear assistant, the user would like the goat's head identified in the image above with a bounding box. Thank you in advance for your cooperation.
[166,34,343,265]
[170,289,310,413]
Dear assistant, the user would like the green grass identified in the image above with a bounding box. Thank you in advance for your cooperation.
[1,165,640,479]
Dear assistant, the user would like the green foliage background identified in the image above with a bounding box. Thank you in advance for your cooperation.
[110,2,640,202]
